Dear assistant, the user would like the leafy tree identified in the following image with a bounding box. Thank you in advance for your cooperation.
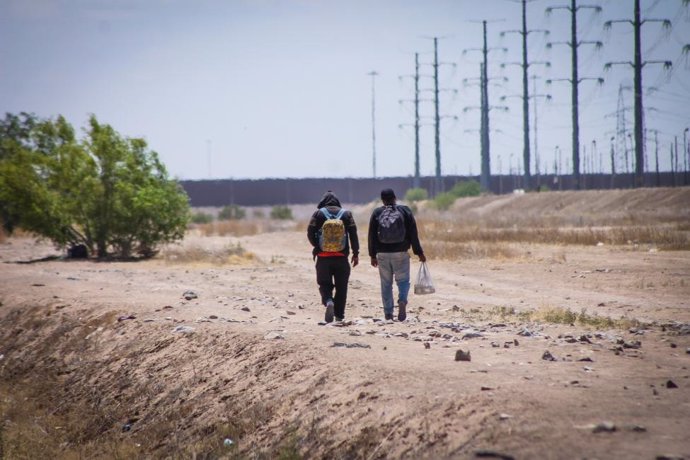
[191,212,214,224]
[449,180,481,198]
[218,204,246,220]
[0,113,190,258]
[404,187,429,202]
[431,192,456,211]
[270,205,293,220]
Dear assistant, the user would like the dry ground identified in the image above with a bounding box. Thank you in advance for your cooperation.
[1,189,689,459]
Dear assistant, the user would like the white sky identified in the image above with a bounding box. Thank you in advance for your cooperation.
[1,0,689,180]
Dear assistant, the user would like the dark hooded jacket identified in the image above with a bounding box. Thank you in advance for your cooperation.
[307,192,359,257]
[368,203,424,257]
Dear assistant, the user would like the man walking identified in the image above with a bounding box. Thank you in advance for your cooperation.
[368,188,426,321]
[308,191,359,323]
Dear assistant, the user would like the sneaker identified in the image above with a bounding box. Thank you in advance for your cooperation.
[384,313,394,321]
[335,316,344,322]
[398,301,408,322]
[325,299,335,323]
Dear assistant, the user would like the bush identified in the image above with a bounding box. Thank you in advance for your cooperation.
[449,180,481,198]
[270,205,293,220]
[432,192,457,211]
[218,204,246,220]
[191,212,214,224]
[404,187,429,202]
[0,113,190,258]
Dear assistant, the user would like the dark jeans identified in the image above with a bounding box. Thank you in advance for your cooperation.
[315,256,351,319]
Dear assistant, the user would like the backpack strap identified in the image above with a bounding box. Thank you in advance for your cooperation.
[321,207,346,220]
[320,207,335,219]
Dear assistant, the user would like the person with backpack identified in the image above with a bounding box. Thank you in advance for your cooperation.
[368,188,426,321]
[307,191,360,323]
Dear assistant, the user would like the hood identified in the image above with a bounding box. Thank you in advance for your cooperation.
[317,191,342,209]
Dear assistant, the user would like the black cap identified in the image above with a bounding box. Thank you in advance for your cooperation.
[381,188,396,200]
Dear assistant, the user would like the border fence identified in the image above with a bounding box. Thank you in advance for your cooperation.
[180,172,688,207]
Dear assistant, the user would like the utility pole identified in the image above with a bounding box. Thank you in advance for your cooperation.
[605,0,673,188]
[433,38,441,182]
[421,37,457,193]
[399,56,422,188]
[464,20,507,192]
[520,0,530,189]
[464,65,508,183]
[481,22,491,192]
[414,55,420,188]
[531,75,551,188]
[401,45,455,191]
[609,136,616,188]
[683,128,690,185]
[501,0,549,190]
[368,71,378,178]
[673,137,678,186]
[546,0,603,190]
[654,130,660,187]
[615,85,629,175]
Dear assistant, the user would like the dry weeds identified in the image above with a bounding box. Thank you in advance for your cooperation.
[191,219,301,237]
[482,305,644,330]
[419,222,689,251]
[160,242,256,265]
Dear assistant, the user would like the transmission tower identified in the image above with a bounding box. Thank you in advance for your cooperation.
[501,0,549,190]
[615,84,630,177]
[399,54,425,188]
[367,71,378,179]
[464,20,507,191]
[546,0,604,190]
[400,44,455,191]
[605,0,673,188]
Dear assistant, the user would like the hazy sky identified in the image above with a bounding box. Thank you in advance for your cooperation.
[2,0,689,180]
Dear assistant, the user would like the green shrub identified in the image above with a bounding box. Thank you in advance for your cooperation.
[432,192,456,211]
[449,180,481,198]
[0,113,190,258]
[404,187,429,202]
[218,204,246,220]
[270,205,293,220]
[191,212,213,224]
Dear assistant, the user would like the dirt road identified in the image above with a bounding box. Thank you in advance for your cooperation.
[1,230,689,459]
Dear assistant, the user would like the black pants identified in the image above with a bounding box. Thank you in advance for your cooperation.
[315,256,351,319]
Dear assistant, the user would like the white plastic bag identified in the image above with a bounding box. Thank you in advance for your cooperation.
[414,262,435,295]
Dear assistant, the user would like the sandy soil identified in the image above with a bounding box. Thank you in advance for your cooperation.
[1,215,690,458]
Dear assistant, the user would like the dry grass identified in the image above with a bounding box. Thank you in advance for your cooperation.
[419,222,690,250]
[409,188,690,251]
[424,241,519,260]
[191,219,301,237]
[160,242,256,265]
[485,305,644,330]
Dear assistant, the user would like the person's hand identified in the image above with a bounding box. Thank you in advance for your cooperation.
[370,256,378,267]
[351,255,359,267]
[312,247,319,261]
[419,253,427,263]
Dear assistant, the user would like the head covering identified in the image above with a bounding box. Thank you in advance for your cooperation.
[317,190,342,209]
[381,188,396,202]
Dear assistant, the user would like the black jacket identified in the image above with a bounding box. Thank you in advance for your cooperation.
[307,192,359,257]
[368,204,424,257]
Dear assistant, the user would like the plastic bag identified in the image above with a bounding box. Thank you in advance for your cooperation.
[414,262,435,295]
